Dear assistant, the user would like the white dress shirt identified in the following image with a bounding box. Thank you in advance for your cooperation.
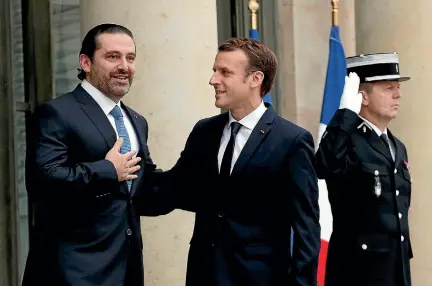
[218,101,267,173]
[358,115,395,161]
[81,80,139,154]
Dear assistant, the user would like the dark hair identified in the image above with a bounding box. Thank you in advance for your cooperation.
[77,23,134,80]
[218,37,278,97]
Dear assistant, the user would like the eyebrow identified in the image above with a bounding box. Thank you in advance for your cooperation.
[213,66,232,73]
[105,51,136,57]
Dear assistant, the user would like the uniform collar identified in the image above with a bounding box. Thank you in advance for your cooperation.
[358,115,388,137]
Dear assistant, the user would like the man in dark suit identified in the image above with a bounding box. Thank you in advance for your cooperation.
[161,38,320,286]
[23,24,165,286]
[316,53,413,286]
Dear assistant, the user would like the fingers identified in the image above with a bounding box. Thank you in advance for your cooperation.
[348,72,360,86]
[113,138,123,151]
[124,149,137,160]
[126,174,138,180]
[122,158,141,181]
[128,165,141,174]
[119,173,138,181]
[126,156,141,167]
[119,165,139,181]
[348,72,358,79]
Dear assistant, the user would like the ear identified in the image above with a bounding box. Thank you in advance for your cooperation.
[359,90,369,106]
[250,71,264,89]
[79,54,92,73]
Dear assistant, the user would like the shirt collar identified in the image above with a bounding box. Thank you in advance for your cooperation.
[81,79,121,115]
[358,115,388,136]
[228,101,267,130]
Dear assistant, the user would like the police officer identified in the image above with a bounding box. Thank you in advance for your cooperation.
[316,53,413,286]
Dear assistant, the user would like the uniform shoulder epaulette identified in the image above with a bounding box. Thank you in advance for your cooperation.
[357,121,373,133]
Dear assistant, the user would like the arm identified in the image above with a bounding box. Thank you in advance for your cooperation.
[26,103,136,201]
[315,108,361,179]
[402,146,414,259]
[141,120,219,213]
[287,131,321,286]
[135,121,199,213]
[158,120,213,212]
[315,72,362,179]
[134,117,176,216]
[136,168,177,216]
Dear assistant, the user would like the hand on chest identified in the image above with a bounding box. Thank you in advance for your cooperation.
[68,114,142,162]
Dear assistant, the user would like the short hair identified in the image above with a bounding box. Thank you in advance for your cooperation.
[218,37,278,97]
[77,23,134,80]
[359,82,374,94]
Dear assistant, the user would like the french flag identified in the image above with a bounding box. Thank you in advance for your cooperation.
[316,25,347,286]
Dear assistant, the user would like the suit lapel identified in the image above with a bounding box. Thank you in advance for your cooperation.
[75,85,130,197]
[211,113,230,174]
[231,104,276,174]
[122,104,147,157]
[75,85,117,150]
[122,104,148,196]
[367,129,394,164]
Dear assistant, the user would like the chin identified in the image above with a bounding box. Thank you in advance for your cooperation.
[215,99,228,109]
[111,86,129,97]
[389,112,398,120]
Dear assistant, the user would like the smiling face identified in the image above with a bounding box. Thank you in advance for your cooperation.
[208,49,265,121]
[79,33,136,102]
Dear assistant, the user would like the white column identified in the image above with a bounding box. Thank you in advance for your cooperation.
[81,1,219,284]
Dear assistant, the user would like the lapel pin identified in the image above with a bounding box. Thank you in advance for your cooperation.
[363,126,366,133]
[260,129,265,134]
[134,114,138,119]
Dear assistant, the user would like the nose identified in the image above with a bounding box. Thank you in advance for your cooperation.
[209,72,219,86]
[118,57,128,71]
[394,89,401,99]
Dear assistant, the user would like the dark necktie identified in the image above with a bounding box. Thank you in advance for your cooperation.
[380,133,395,161]
[220,122,242,177]
[380,133,390,150]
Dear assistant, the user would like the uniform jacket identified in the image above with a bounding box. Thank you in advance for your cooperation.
[316,108,413,286]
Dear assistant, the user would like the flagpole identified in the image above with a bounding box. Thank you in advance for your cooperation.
[248,0,274,105]
[248,0,259,30]
[331,0,339,26]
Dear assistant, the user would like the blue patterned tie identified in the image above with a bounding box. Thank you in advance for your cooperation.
[110,105,132,191]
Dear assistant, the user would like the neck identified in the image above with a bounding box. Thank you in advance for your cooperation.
[85,77,122,103]
[359,110,389,132]
[230,97,262,121]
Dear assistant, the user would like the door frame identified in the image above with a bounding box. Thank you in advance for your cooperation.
[0,0,53,284]
[0,0,19,285]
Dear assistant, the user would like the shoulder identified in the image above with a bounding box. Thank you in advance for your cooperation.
[393,134,409,156]
[192,112,227,131]
[124,105,148,124]
[273,116,313,143]
[393,135,406,148]
[33,92,76,118]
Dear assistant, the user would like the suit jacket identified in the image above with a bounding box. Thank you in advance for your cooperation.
[316,109,413,286]
[22,85,166,286]
[162,103,320,286]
